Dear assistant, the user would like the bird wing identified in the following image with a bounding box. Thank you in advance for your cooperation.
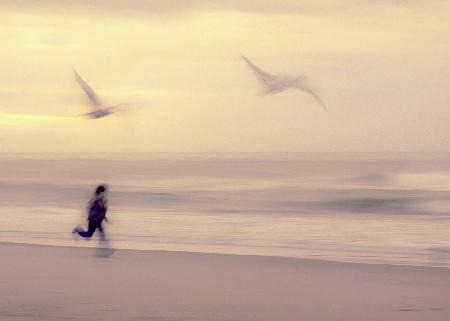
[241,55,277,86]
[73,69,103,109]
[293,80,327,111]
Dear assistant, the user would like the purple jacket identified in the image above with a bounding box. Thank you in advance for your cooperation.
[87,199,107,222]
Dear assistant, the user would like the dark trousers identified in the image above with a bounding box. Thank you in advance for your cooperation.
[77,220,105,241]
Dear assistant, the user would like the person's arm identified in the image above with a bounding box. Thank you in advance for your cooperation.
[103,202,109,222]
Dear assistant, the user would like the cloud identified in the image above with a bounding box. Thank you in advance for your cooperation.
[0,112,75,126]
[0,0,449,152]
[1,0,446,17]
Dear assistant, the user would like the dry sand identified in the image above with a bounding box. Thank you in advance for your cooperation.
[0,243,448,321]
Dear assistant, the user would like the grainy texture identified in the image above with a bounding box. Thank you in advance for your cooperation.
[0,243,449,321]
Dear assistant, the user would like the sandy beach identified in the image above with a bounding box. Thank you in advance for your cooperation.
[0,243,448,321]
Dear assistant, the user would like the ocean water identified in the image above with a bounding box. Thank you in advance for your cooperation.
[0,152,449,267]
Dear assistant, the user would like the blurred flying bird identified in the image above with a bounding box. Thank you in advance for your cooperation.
[73,69,127,119]
[241,55,326,111]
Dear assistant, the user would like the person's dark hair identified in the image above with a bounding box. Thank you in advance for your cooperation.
[95,185,107,195]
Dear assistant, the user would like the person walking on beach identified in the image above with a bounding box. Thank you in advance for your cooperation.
[73,185,109,241]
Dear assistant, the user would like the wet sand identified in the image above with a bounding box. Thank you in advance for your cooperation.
[0,243,449,321]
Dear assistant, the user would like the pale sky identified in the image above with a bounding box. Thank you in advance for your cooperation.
[0,0,449,152]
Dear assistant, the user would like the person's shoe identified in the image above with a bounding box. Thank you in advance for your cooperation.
[72,225,82,234]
